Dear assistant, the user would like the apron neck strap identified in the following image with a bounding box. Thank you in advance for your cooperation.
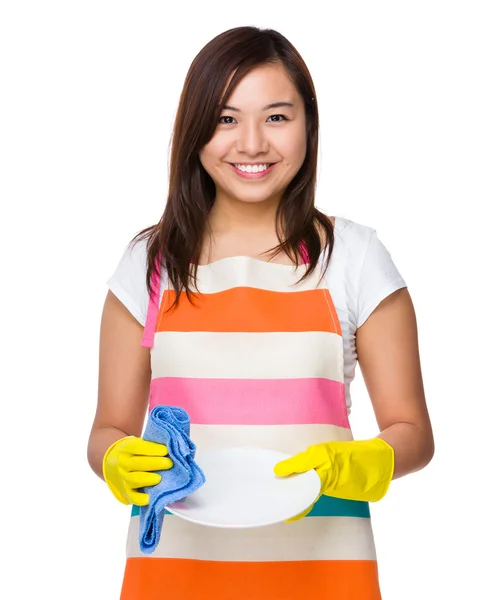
[141,255,161,349]
[299,241,309,264]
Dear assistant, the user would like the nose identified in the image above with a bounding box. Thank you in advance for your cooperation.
[235,121,269,156]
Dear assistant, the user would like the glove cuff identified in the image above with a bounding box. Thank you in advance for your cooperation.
[323,437,395,503]
[102,436,135,505]
[366,437,395,502]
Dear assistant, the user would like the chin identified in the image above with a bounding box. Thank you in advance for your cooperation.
[232,194,280,205]
[222,184,283,205]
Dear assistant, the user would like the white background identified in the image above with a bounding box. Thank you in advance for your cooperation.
[1,1,501,598]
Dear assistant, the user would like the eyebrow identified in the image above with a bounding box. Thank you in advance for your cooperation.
[221,101,295,112]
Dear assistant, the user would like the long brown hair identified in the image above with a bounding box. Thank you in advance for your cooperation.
[132,26,334,305]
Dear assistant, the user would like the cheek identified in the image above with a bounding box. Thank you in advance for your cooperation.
[200,135,230,168]
[294,133,308,164]
[278,128,307,166]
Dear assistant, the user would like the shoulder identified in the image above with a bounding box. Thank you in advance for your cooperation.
[322,215,377,304]
[316,215,374,262]
[334,215,374,238]
[106,236,150,326]
[327,215,377,259]
[112,236,150,287]
[325,215,406,328]
[126,235,149,265]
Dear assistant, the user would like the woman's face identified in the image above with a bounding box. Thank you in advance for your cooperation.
[199,62,307,207]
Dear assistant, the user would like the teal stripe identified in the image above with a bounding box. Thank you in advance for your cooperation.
[131,495,369,519]
[131,505,180,517]
[308,494,370,518]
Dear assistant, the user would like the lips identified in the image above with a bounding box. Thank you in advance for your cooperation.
[229,163,276,180]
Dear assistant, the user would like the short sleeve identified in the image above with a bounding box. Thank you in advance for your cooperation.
[356,231,407,328]
[106,238,149,326]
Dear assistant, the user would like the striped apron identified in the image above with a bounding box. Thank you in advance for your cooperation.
[120,254,381,599]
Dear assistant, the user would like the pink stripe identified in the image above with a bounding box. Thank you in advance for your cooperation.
[149,377,350,428]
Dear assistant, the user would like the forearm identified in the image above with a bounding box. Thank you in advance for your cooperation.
[378,422,434,480]
[87,426,130,480]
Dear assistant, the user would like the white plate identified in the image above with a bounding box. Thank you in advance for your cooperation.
[165,447,321,528]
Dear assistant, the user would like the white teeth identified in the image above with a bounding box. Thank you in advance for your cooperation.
[235,163,270,173]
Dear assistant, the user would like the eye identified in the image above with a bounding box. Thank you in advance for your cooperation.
[219,116,236,125]
[267,114,289,122]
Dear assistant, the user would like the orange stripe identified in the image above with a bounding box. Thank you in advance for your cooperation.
[120,558,381,600]
[157,288,342,335]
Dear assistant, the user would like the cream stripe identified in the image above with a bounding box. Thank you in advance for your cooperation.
[189,257,328,294]
[190,424,353,453]
[127,515,376,561]
[151,331,344,381]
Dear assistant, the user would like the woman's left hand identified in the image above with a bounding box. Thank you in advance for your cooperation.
[274,438,395,521]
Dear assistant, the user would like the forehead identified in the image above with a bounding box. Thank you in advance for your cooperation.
[225,63,302,109]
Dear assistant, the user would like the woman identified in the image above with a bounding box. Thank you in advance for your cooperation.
[88,26,434,599]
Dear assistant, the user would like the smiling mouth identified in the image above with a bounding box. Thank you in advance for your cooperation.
[232,163,274,174]
[229,163,277,179]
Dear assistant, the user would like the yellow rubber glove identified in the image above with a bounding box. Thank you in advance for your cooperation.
[102,436,173,506]
[274,438,394,520]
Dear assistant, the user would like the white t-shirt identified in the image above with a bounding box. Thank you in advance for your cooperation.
[107,216,407,411]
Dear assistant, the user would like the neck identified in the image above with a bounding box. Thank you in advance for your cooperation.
[207,194,281,235]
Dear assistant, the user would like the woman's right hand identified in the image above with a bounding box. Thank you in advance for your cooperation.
[102,436,173,506]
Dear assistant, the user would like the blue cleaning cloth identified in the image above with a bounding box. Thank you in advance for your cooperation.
[139,405,206,554]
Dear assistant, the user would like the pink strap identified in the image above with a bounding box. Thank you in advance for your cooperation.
[141,256,161,349]
[299,241,309,264]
